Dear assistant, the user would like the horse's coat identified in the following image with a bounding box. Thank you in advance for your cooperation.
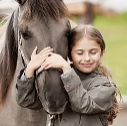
[0,0,70,125]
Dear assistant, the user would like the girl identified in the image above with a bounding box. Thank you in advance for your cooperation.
[16,24,120,126]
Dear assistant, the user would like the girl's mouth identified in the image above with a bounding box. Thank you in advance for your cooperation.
[81,63,93,68]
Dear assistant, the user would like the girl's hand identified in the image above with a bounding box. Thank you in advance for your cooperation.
[42,53,71,73]
[25,46,53,77]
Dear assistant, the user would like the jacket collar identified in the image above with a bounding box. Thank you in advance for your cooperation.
[71,64,102,79]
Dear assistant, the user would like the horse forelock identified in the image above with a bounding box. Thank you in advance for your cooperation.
[22,0,70,21]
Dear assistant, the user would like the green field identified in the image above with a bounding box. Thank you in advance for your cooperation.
[94,13,127,95]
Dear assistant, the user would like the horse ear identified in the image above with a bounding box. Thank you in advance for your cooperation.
[15,0,26,5]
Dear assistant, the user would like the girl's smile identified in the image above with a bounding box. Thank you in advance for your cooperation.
[81,63,94,68]
[71,37,103,73]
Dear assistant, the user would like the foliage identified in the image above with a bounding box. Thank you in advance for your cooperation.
[94,12,127,95]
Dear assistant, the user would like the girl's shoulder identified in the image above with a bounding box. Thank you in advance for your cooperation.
[91,70,116,87]
[71,65,116,88]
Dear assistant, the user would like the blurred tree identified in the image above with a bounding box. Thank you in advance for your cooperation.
[68,1,95,24]
[82,1,95,24]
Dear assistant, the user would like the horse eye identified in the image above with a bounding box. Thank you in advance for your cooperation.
[20,31,31,40]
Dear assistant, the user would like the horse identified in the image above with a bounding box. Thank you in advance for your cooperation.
[0,0,71,126]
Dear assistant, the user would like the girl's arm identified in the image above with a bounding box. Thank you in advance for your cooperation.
[16,47,53,109]
[61,69,115,114]
[43,54,115,114]
[42,54,115,114]
[16,68,42,110]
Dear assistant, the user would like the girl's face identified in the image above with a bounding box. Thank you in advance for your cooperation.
[71,37,103,73]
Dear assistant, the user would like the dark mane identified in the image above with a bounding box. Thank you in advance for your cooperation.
[25,0,70,20]
[0,12,18,103]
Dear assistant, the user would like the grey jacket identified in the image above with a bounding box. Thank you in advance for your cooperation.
[16,67,115,126]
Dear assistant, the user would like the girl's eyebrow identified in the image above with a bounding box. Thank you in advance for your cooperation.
[75,48,99,51]
[90,48,98,51]
[75,49,84,51]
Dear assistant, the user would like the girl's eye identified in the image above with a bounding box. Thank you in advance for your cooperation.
[90,51,96,54]
[77,52,83,55]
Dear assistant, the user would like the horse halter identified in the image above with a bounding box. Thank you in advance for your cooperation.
[18,30,43,76]
[18,33,56,126]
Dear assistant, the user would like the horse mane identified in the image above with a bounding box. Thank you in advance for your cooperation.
[0,12,18,104]
[25,0,70,20]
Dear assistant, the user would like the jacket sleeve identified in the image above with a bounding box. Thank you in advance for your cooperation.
[16,69,42,110]
[61,69,115,114]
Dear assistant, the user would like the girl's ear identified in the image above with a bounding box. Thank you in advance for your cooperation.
[15,0,27,5]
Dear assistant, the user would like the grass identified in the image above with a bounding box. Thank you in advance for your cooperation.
[94,12,127,95]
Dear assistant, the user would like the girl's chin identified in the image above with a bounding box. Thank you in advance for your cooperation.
[80,68,93,73]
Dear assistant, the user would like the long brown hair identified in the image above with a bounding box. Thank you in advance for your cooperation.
[68,24,121,124]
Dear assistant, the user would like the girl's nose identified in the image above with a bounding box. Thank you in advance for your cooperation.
[84,53,90,61]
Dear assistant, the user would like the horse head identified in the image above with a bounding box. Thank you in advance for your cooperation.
[0,0,70,115]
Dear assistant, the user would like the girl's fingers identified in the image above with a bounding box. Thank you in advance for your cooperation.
[42,49,53,56]
[30,47,53,68]
[41,52,53,62]
[44,64,53,70]
[32,46,38,55]
[31,46,38,59]
[39,47,53,55]
[48,52,53,57]
[32,46,52,57]
[42,59,51,69]
[43,51,53,57]
[42,56,56,70]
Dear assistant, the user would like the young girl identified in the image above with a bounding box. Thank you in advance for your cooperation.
[16,24,120,126]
